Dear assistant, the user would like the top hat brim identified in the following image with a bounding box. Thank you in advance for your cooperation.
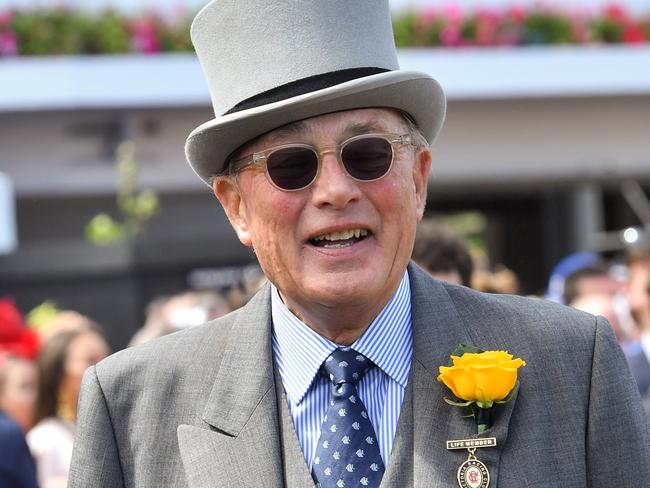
[185,70,446,186]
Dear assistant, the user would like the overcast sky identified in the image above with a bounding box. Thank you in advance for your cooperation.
[0,0,648,14]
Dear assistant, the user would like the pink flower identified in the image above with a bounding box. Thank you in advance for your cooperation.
[0,9,12,27]
[505,5,527,24]
[441,4,463,25]
[420,7,438,24]
[622,24,646,43]
[603,3,629,21]
[440,24,461,47]
[568,10,591,43]
[474,7,500,46]
[0,31,17,56]
[131,16,160,54]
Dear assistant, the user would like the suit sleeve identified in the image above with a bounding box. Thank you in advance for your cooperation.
[587,316,650,486]
[68,366,126,488]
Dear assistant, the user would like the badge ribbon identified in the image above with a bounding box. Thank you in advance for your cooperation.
[446,437,496,488]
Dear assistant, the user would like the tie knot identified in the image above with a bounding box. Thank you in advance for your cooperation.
[322,348,372,386]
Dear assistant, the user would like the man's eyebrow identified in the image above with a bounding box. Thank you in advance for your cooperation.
[343,121,388,137]
[259,118,391,147]
[263,120,309,145]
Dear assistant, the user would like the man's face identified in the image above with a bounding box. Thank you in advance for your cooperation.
[214,108,430,326]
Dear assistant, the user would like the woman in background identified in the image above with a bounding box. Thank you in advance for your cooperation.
[27,321,110,488]
[0,354,38,433]
[0,297,39,488]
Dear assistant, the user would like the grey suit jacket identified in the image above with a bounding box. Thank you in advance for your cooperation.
[69,264,650,487]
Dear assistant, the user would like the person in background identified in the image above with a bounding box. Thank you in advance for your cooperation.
[411,218,474,286]
[562,265,618,306]
[624,245,650,408]
[37,310,101,344]
[0,297,39,488]
[545,251,603,304]
[0,297,39,433]
[570,293,630,345]
[0,354,38,433]
[27,322,110,488]
[627,245,650,334]
[0,412,39,488]
[129,290,232,346]
[471,266,520,295]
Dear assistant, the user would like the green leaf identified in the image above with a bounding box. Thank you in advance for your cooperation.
[443,397,475,408]
[449,343,485,364]
[85,213,125,245]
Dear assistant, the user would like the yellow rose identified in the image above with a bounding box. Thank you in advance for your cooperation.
[437,350,525,404]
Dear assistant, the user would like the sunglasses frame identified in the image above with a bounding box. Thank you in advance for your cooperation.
[229,132,414,192]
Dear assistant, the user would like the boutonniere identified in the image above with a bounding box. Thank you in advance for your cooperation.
[437,343,525,488]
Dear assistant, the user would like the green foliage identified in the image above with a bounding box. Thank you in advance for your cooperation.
[1,5,647,57]
[451,343,485,358]
[392,12,418,48]
[523,12,574,44]
[86,10,131,54]
[3,8,193,57]
[85,141,160,246]
[12,8,91,55]
[390,6,648,47]
[85,213,125,245]
[591,18,624,43]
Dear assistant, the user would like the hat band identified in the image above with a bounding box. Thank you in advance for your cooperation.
[224,67,390,115]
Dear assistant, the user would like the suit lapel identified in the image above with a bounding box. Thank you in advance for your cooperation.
[177,286,284,488]
[408,264,519,487]
[379,376,414,487]
[274,370,317,487]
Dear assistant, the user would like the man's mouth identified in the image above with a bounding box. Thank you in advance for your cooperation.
[309,228,369,248]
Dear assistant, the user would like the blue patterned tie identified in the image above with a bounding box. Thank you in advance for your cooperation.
[312,348,385,488]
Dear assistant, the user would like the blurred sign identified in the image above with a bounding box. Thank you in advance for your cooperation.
[0,172,17,255]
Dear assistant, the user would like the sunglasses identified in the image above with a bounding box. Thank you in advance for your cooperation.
[229,132,414,191]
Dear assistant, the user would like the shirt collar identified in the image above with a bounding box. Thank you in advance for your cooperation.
[272,271,413,404]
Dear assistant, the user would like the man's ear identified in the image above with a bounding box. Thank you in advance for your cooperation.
[412,147,432,221]
[213,176,253,247]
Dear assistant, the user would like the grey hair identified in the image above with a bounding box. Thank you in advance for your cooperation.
[400,112,429,150]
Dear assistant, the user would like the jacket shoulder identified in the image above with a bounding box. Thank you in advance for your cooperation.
[445,283,598,336]
[93,306,243,393]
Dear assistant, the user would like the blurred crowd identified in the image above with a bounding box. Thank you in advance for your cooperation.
[0,301,110,488]
[2,220,650,486]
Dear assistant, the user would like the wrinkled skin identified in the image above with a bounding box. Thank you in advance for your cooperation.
[214,108,431,344]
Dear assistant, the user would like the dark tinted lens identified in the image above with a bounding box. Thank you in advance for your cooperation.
[341,137,392,181]
[266,147,318,190]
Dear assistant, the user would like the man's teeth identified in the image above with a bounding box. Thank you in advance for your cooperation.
[313,228,368,242]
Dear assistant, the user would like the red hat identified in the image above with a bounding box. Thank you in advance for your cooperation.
[0,297,39,361]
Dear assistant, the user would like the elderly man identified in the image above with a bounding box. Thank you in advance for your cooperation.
[69,1,649,487]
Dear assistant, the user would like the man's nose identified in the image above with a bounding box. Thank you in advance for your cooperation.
[310,151,361,209]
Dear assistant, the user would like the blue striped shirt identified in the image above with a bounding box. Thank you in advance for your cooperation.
[271,271,413,469]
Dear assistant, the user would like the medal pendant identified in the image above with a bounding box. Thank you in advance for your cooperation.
[456,448,490,488]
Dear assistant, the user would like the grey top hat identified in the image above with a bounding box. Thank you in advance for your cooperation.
[185,0,446,186]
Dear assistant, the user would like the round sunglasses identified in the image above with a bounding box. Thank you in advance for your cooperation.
[229,133,414,191]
